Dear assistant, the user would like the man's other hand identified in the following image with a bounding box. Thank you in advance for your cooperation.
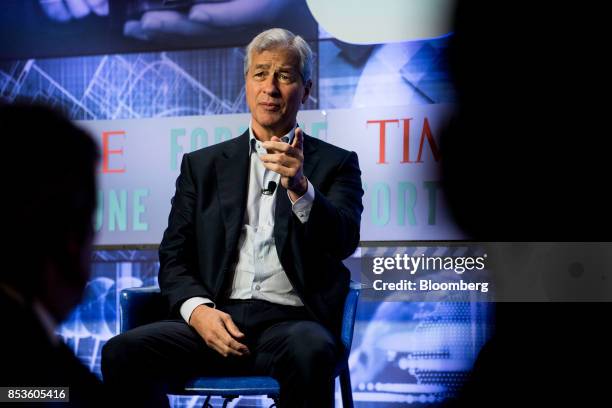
[189,304,250,358]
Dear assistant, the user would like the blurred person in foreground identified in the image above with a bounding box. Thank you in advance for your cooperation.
[0,104,103,406]
[442,2,610,406]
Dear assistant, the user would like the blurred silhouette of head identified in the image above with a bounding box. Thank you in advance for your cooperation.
[440,5,609,405]
[441,2,605,241]
[1,103,99,322]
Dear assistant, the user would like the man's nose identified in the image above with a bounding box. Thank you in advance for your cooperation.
[262,75,280,96]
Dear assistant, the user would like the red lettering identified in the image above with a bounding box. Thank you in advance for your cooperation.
[416,118,441,163]
[401,118,413,163]
[102,131,126,173]
[366,119,399,164]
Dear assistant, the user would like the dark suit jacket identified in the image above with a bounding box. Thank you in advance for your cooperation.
[158,131,363,336]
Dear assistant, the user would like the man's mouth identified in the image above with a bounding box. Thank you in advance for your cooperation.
[260,102,281,111]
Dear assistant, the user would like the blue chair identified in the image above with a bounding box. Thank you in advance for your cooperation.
[119,282,361,408]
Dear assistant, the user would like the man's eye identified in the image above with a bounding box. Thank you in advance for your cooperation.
[254,72,265,78]
[278,73,292,82]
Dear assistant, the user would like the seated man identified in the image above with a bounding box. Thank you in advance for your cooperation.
[102,28,363,407]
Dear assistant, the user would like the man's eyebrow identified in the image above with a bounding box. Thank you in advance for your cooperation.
[252,64,297,72]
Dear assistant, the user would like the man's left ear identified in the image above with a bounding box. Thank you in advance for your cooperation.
[301,80,312,104]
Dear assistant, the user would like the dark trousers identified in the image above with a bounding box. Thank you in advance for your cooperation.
[101,299,339,408]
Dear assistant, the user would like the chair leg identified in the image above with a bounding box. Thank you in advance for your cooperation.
[339,368,355,408]
[222,396,237,408]
[202,395,213,408]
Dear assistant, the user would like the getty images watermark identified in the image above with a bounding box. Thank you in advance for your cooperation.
[362,251,491,302]
[359,243,612,302]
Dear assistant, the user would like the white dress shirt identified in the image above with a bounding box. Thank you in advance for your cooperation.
[180,124,315,323]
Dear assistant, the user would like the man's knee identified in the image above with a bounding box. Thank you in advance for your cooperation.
[285,323,338,374]
[101,331,145,376]
[102,333,171,407]
[102,334,127,373]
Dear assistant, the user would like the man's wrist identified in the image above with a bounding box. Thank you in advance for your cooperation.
[189,303,211,326]
[181,297,215,325]
[290,176,308,197]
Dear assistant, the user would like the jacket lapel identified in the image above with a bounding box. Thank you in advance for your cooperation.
[215,131,250,251]
[302,135,320,181]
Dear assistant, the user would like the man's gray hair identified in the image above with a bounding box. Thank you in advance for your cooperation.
[244,28,313,83]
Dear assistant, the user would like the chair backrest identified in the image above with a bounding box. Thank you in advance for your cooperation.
[340,281,361,359]
[119,286,164,333]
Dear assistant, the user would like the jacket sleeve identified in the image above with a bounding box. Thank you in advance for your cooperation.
[303,151,364,260]
[158,153,211,315]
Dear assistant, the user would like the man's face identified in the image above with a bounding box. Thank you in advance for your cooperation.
[246,47,311,137]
